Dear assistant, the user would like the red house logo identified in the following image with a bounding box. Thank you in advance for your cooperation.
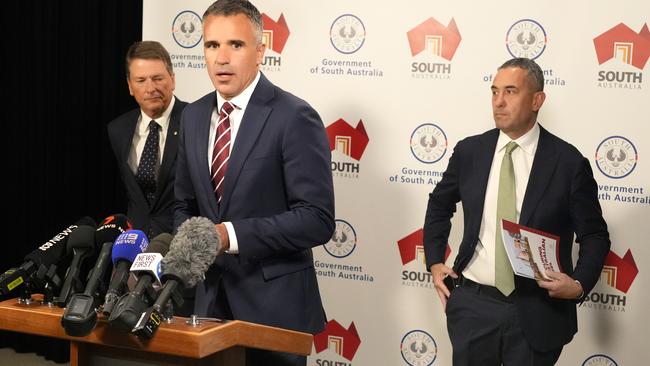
[397,228,451,266]
[593,23,650,69]
[313,320,361,361]
[602,249,638,294]
[262,13,290,54]
[407,17,461,60]
[326,119,370,161]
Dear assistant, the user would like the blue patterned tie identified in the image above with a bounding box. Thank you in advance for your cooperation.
[135,120,160,206]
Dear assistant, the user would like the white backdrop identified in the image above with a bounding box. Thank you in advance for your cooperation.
[144,1,649,365]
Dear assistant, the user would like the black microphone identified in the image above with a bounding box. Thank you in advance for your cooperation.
[102,230,149,315]
[53,222,98,307]
[60,214,132,336]
[0,216,96,296]
[108,233,172,332]
[132,217,221,339]
[60,241,112,336]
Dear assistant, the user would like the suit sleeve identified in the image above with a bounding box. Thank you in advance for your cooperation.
[570,157,610,294]
[232,104,335,261]
[423,142,462,270]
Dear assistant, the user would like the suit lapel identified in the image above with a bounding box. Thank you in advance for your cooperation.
[153,98,182,206]
[469,130,499,232]
[218,74,274,217]
[195,94,221,218]
[520,126,559,225]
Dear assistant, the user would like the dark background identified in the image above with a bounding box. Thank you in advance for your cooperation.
[2,1,143,362]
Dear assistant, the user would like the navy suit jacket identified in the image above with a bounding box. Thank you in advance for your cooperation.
[174,74,335,334]
[107,97,187,237]
[424,125,610,351]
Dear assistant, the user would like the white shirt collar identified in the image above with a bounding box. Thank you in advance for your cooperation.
[139,96,175,131]
[216,71,261,112]
[496,122,540,156]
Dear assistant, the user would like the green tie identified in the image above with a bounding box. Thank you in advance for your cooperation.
[495,141,518,296]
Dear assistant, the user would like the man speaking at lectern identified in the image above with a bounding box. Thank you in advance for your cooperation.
[423,58,610,365]
[174,1,335,365]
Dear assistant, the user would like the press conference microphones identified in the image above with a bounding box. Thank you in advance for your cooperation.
[108,233,172,332]
[61,241,112,336]
[61,214,132,336]
[0,216,96,296]
[102,230,149,316]
[132,217,220,339]
[53,222,98,307]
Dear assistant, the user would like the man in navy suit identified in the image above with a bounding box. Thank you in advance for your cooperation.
[107,41,193,315]
[424,58,610,365]
[174,1,334,365]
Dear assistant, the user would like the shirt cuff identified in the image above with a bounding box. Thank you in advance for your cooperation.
[574,279,584,299]
[223,222,238,254]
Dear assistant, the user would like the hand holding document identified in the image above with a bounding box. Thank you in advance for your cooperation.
[500,219,563,281]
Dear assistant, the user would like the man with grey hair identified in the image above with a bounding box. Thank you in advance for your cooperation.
[174,1,334,365]
[423,57,609,365]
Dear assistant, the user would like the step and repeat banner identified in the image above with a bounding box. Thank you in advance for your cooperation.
[144,1,648,365]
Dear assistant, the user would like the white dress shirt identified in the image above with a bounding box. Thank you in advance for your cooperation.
[463,123,540,286]
[128,97,176,176]
[207,72,262,253]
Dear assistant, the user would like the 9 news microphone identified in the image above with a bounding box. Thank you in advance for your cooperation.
[102,230,149,315]
[0,216,95,296]
[61,214,132,336]
[132,217,220,339]
[108,233,172,332]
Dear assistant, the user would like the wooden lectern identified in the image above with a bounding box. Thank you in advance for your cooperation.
[0,298,312,365]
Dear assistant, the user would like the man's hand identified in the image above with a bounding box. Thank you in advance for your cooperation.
[536,270,583,299]
[215,223,230,255]
[430,263,458,310]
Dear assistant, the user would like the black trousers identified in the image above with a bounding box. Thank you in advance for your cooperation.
[445,282,562,366]
[213,277,307,366]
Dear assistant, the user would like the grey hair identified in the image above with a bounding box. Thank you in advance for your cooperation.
[498,57,545,92]
[202,0,263,44]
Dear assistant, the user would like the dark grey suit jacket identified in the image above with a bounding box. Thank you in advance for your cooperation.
[424,125,610,351]
[175,74,334,334]
[107,97,187,237]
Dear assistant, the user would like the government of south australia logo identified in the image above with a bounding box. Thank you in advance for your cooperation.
[410,124,448,164]
[172,11,202,48]
[593,23,649,89]
[330,14,366,54]
[582,354,618,366]
[595,136,638,179]
[313,319,361,361]
[506,19,547,60]
[324,219,357,258]
[400,330,437,366]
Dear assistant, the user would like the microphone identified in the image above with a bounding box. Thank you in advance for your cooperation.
[53,222,98,307]
[108,233,172,332]
[102,230,149,315]
[132,217,220,339]
[0,216,96,296]
[60,215,132,336]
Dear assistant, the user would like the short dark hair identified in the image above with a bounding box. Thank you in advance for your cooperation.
[125,41,173,78]
[498,58,544,92]
[202,0,263,44]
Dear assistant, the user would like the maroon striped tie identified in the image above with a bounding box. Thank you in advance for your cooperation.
[211,101,235,202]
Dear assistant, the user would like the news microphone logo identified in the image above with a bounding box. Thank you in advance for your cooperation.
[594,23,650,70]
[407,17,461,60]
[172,10,202,49]
[262,13,290,54]
[505,19,547,60]
[313,319,361,361]
[330,14,366,54]
[595,136,638,179]
[602,249,638,294]
[326,119,369,161]
[400,330,437,366]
